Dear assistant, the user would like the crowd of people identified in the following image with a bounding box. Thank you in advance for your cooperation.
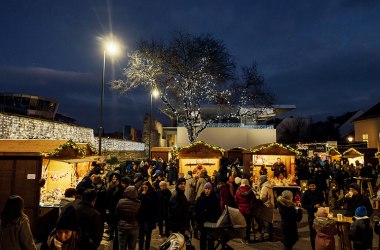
[1,155,380,250]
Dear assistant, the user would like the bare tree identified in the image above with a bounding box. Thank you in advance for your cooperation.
[111,31,274,143]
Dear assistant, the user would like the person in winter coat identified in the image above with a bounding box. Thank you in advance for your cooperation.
[218,175,235,211]
[59,188,76,214]
[349,206,373,250]
[115,185,141,250]
[313,209,337,250]
[156,181,172,237]
[107,172,124,248]
[343,183,373,217]
[185,171,197,203]
[195,182,221,250]
[235,178,256,244]
[92,175,108,222]
[138,181,158,250]
[168,177,190,233]
[0,195,37,250]
[301,179,326,250]
[74,189,104,250]
[277,190,303,250]
[259,175,274,241]
[195,170,209,200]
[41,205,81,250]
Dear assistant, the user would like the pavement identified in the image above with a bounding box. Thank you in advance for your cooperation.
[98,209,380,250]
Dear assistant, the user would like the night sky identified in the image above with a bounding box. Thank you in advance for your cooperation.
[1,1,380,132]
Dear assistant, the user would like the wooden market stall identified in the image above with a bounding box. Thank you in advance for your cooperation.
[327,147,342,164]
[177,141,224,176]
[243,142,301,179]
[341,147,364,165]
[225,147,246,166]
[0,139,100,241]
[151,147,175,163]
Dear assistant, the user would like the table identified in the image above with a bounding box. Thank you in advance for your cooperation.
[332,215,353,250]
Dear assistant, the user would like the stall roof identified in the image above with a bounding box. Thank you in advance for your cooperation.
[328,147,341,156]
[248,142,301,156]
[0,139,96,158]
[342,147,364,158]
[178,141,224,158]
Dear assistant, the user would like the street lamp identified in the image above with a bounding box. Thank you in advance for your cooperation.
[148,86,159,159]
[98,38,120,155]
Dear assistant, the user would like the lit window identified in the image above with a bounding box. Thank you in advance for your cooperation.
[362,134,368,142]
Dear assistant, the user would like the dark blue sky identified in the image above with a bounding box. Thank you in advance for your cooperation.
[1,1,380,132]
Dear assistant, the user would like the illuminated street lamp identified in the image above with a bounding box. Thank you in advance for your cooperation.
[347,136,354,143]
[148,86,159,159]
[98,38,120,155]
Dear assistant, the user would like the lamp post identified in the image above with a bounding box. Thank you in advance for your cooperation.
[98,39,120,156]
[148,86,159,159]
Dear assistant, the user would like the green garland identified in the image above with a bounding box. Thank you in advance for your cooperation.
[250,142,301,155]
[40,139,87,158]
[177,140,225,153]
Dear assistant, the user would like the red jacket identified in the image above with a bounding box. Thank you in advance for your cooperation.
[235,185,255,216]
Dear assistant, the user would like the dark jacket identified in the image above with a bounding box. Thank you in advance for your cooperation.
[349,217,373,250]
[277,196,303,247]
[344,194,373,217]
[301,189,325,220]
[168,187,190,232]
[73,200,104,249]
[139,189,158,231]
[195,191,221,227]
[156,188,171,220]
[115,187,141,231]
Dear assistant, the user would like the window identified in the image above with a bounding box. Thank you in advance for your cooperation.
[362,134,368,142]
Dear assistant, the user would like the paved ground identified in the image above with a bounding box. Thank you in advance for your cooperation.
[99,209,380,250]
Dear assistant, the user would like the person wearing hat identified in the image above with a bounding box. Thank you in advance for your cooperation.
[349,206,373,250]
[235,178,256,244]
[313,209,337,250]
[259,175,274,241]
[343,183,373,217]
[41,205,80,250]
[167,177,190,234]
[195,182,221,250]
[115,185,141,250]
[301,179,326,250]
[277,190,303,250]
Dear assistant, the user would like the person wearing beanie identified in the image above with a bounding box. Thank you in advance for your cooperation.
[115,186,141,250]
[259,174,274,241]
[301,179,326,250]
[343,182,373,217]
[195,181,221,250]
[277,190,303,250]
[41,205,80,250]
[235,177,256,244]
[168,177,190,234]
[349,206,373,250]
[313,208,337,250]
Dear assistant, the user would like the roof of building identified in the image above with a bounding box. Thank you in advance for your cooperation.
[355,101,380,121]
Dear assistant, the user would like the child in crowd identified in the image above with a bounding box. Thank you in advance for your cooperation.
[349,206,373,250]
